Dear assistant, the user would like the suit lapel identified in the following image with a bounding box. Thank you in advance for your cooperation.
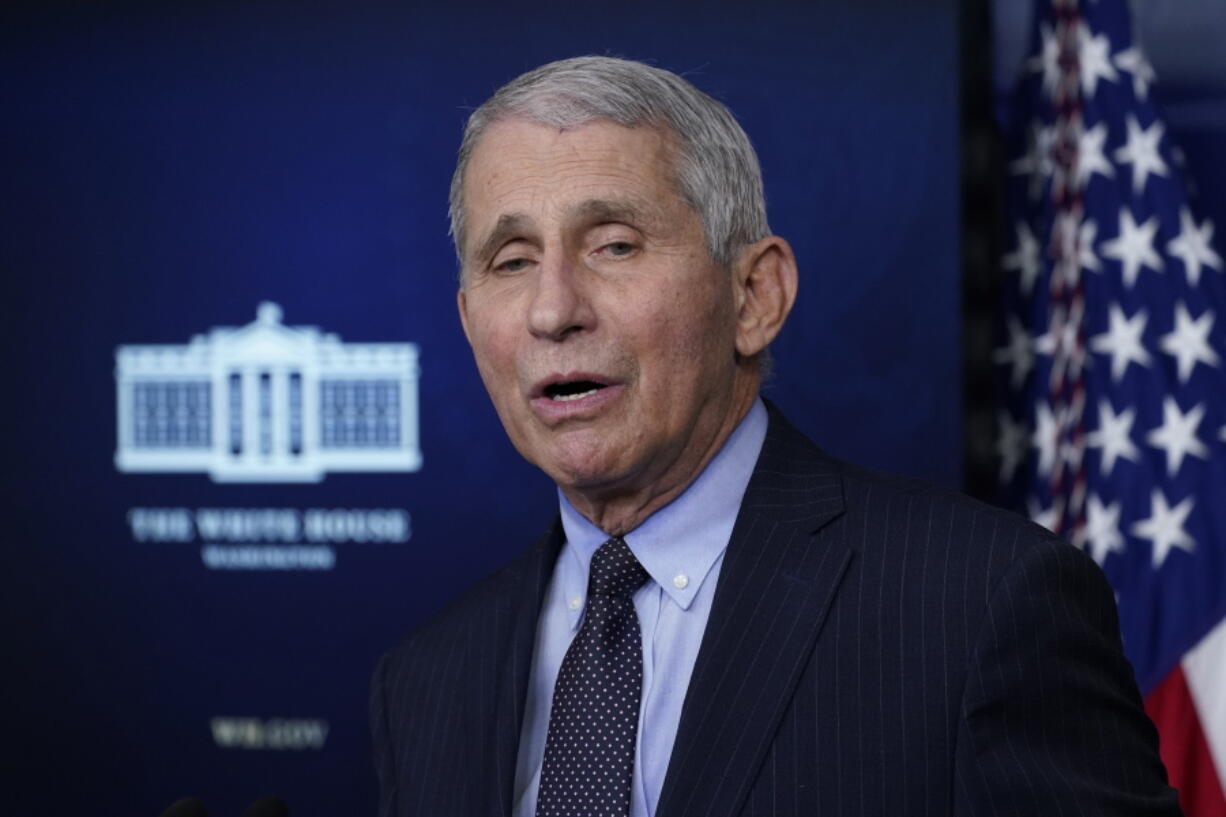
[656,407,853,817]
[488,518,564,817]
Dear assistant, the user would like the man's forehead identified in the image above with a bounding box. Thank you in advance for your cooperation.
[475,114,677,152]
[466,118,674,186]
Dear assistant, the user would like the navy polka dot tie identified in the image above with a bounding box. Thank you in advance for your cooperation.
[536,536,650,817]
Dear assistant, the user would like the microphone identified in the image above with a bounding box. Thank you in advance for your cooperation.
[241,797,289,817]
[158,797,207,817]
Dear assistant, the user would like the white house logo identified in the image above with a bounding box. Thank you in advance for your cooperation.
[114,302,421,482]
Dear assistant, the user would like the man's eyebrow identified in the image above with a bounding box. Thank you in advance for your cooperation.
[471,213,530,266]
[572,198,649,226]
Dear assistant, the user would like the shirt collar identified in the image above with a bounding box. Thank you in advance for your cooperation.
[557,398,769,629]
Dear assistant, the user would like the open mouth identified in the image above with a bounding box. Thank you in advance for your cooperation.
[543,380,608,402]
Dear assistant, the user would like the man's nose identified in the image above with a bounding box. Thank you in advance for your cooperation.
[527,254,594,341]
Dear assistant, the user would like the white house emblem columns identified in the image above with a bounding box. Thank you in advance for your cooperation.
[116,302,421,483]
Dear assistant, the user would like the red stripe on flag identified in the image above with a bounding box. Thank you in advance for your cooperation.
[1145,664,1226,817]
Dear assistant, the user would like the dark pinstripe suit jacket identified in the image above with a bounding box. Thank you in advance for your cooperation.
[370,406,1182,816]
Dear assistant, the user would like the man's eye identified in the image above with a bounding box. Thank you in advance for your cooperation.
[603,241,636,257]
[495,257,530,273]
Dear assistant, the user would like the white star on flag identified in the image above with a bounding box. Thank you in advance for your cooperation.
[1113,46,1156,99]
[1130,489,1196,568]
[1078,24,1120,97]
[1145,397,1209,476]
[997,411,1028,482]
[1036,302,1089,384]
[1114,115,1168,194]
[1054,212,1085,286]
[1167,208,1222,286]
[994,315,1035,388]
[1028,22,1062,99]
[1090,304,1151,380]
[1011,124,1056,200]
[1087,399,1140,475]
[1028,496,1063,534]
[1101,207,1162,287]
[1079,219,1102,274]
[1059,428,1086,473]
[1003,221,1042,295]
[1032,401,1060,478]
[1160,302,1220,382]
[1076,123,1115,189]
[1084,494,1125,565]
[1035,303,1077,358]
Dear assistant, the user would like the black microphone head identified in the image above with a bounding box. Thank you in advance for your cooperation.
[241,796,289,817]
[158,796,207,817]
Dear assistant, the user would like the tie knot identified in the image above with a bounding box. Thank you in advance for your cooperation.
[589,536,649,599]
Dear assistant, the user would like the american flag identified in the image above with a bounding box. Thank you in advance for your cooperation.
[997,0,1226,813]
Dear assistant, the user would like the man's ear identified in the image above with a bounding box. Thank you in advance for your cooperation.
[457,287,473,346]
[732,235,799,358]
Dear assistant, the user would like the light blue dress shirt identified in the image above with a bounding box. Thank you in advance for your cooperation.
[512,399,769,817]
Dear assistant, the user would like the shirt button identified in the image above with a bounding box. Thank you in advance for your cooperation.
[569,597,581,610]
[673,573,689,590]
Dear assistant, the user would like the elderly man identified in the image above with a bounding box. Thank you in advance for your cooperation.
[370,57,1180,817]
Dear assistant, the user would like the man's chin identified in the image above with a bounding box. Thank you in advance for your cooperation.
[548,461,623,494]
[543,453,639,503]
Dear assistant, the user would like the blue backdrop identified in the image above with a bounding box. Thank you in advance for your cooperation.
[4,3,960,815]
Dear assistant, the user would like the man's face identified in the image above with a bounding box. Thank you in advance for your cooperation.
[457,118,754,507]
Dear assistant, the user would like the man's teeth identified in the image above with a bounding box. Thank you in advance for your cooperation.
[551,387,600,402]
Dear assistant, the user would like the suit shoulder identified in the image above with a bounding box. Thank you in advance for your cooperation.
[761,405,1062,566]
[847,458,1048,531]
[831,455,1074,573]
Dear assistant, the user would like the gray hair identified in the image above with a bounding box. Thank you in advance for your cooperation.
[448,56,770,269]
